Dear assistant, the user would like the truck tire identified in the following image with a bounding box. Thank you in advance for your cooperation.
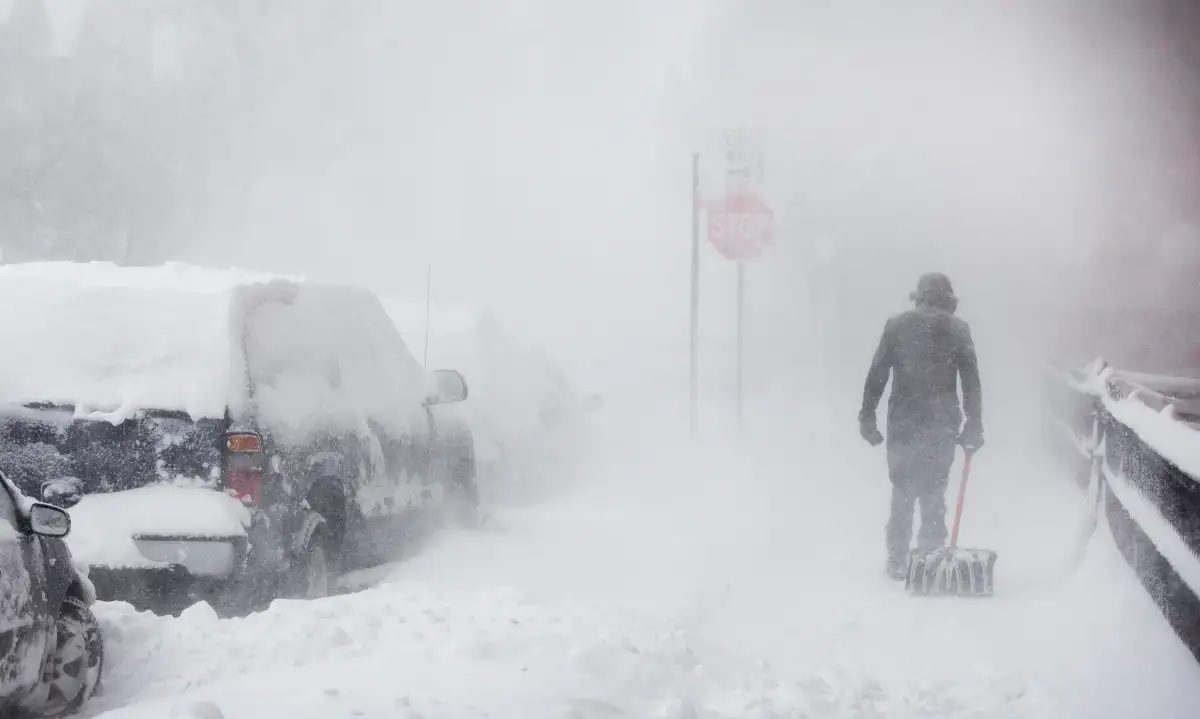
[448,471,481,529]
[293,515,334,600]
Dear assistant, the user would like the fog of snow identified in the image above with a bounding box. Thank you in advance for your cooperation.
[2,1,1199,718]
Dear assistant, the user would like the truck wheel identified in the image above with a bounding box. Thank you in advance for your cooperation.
[296,530,334,599]
[446,454,480,528]
[31,596,103,717]
[448,478,481,528]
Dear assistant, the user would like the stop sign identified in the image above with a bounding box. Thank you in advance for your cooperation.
[707,193,773,260]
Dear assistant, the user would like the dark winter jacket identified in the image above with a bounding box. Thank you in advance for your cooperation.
[858,304,982,441]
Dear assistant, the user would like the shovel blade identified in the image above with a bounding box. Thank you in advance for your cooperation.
[906,547,997,596]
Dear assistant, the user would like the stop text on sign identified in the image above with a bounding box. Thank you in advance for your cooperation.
[707,193,773,260]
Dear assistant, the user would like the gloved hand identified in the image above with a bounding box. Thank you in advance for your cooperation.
[958,422,984,453]
[859,415,884,447]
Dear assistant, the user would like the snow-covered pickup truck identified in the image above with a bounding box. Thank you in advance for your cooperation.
[0,262,478,614]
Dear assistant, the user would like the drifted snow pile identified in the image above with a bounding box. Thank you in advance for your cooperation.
[87,583,1043,719]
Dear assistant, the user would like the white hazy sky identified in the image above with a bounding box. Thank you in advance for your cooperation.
[19,1,1185,396]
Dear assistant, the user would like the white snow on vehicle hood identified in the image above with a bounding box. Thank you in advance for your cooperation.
[66,485,249,569]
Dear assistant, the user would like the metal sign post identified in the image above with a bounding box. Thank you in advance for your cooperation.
[736,260,746,428]
[423,265,432,368]
[690,153,701,439]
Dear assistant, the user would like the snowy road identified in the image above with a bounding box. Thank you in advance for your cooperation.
[83,411,1200,718]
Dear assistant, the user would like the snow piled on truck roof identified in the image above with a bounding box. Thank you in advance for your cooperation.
[0,262,283,420]
[0,262,430,438]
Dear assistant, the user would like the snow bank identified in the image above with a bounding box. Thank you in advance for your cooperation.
[67,485,250,569]
[89,582,1046,719]
[0,262,284,421]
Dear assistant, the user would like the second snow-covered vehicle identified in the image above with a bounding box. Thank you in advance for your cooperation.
[0,263,478,613]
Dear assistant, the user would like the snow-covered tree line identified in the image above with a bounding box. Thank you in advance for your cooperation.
[0,0,376,264]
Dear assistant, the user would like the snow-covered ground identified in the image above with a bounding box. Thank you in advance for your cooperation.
[80,400,1200,719]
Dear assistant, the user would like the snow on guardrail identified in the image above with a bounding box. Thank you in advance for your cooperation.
[1055,359,1200,663]
[1069,359,1200,479]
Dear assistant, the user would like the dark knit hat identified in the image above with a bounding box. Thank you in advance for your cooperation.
[910,272,958,312]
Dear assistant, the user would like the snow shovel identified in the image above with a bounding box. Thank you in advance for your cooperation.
[905,451,997,596]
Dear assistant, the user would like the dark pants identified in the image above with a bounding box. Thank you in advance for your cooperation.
[885,425,957,562]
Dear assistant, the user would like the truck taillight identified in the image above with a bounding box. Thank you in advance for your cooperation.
[224,431,264,504]
[226,433,262,453]
[226,469,263,504]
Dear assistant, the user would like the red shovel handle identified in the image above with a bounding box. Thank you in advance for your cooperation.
[949,450,973,548]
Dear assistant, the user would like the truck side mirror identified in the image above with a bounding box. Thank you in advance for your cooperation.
[29,503,71,537]
[426,369,469,405]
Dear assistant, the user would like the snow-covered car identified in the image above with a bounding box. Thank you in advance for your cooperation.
[0,473,102,718]
[0,262,478,614]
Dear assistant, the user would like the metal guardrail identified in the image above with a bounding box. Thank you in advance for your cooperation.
[1055,361,1200,664]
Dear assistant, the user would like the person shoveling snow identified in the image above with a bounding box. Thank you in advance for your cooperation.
[857,272,985,581]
